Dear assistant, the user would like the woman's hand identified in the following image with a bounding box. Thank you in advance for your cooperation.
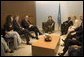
[5,31,11,35]
[11,30,14,32]
[22,28,24,30]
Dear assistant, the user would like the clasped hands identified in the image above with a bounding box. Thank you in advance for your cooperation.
[29,24,33,28]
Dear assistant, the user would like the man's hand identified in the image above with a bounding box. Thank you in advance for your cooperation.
[72,45,81,48]
[29,25,33,28]
[22,28,24,30]
[71,32,76,35]
[72,38,76,40]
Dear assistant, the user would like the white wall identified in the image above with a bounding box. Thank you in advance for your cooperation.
[36,1,83,30]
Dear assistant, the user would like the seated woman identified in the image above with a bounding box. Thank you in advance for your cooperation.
[4,15,23,49]
[1,36,13,56]
[46,16,55,33]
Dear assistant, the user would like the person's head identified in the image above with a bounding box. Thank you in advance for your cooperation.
[48,16,52,20]
[14,16,19,21]
[71,15,76,21]
[68,17,71,21]
[25,15,29,20]
[6,15,13,22]
[5,15,13,26]
[80,13,83,21]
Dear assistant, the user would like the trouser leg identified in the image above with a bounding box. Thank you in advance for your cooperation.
[5,33,19,49]
[12,31,22,45]
[1,37,9,51]
[13,35,18,49]
[23,29,35,38]
[1,43,5,56]
[32,26,42,34]
[24,33,30,44]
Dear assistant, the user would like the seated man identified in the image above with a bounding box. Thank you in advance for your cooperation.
[21,15,42,39]
[45,16,55,33]
[13,16,36,45]
[1,36,13,56]
[61,17,73,35]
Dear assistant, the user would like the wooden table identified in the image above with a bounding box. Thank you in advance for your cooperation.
[32,35,60,56]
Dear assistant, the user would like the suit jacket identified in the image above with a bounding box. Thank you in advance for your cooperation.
[73,22,83,36]
[13,20,22,32]
[21,19,31,29]
[61,20,73,35]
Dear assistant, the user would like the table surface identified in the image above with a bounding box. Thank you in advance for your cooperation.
[32,35,60,50]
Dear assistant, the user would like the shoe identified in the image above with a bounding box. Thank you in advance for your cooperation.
[32,36,36,38]
[27,43,32,45]
[5,50,14,53]
[39,33,43,35]
[35,36,39,40]
[10,50,14,53]
[36,38,39,40]
[58,53,63,56]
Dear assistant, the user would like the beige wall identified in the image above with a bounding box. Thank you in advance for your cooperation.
[1,1,36,29]
[36,1,83,30]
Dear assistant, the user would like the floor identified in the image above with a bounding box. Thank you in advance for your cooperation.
[5,30,67,56]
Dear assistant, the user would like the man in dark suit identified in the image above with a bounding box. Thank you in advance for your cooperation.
[61,17,73,35]
[21,15,42,39]
[13,16,36,45]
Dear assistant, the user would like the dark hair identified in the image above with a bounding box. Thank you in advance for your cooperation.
[48,16,52,18]
[5,15,13,26]
[68,17,71,20]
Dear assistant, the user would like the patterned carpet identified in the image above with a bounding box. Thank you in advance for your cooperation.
[5,30,67,56]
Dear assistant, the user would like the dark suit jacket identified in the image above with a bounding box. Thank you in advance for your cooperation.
[13,20,22,32]
[70,22,83,36]
[75,22,83,35]
[21,19,31,29]
[61,20,73,35]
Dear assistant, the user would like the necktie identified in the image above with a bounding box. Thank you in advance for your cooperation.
[26,19,30,25]
[16,21,21,27]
